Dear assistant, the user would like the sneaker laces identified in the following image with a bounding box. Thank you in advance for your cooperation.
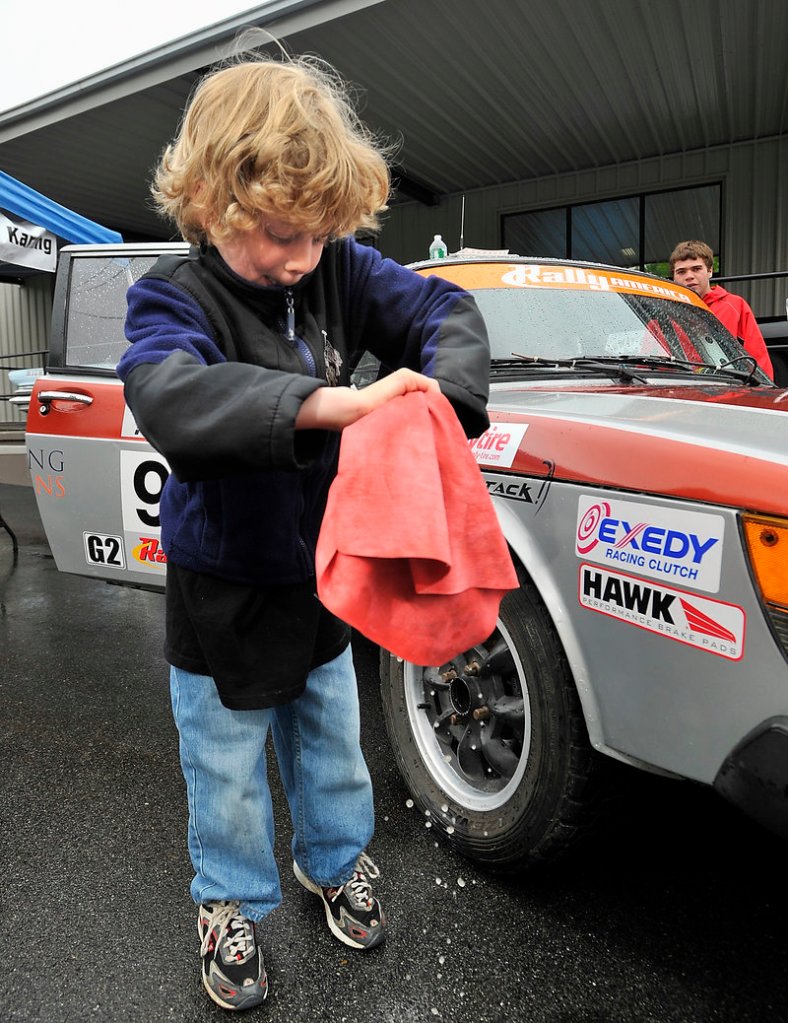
[331,852,381,911]
[200,901,255,963]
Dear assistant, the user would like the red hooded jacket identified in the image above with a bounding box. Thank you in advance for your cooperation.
[703,285,774,379]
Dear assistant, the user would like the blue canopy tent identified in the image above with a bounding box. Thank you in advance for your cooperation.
[0,171,122,543]
[0,169,122,281]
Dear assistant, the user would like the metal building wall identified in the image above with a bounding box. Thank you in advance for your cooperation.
[382,136,788,320]
[727,137,788,317]
[0,275,53,426]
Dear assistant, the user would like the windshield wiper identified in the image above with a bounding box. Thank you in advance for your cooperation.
[505,354,649,384]
[605,354,765,386]
[503,353,765,387]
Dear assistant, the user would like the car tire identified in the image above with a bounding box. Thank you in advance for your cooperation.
[380,578,608,872]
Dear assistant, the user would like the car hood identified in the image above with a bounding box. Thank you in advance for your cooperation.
[485,382,788,515]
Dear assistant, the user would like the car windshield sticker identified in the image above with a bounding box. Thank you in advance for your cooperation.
[500,265,699,304]
[579,564,744,661]
[468,422,528,468]
[576,496,724,593]
[420,262,707,308]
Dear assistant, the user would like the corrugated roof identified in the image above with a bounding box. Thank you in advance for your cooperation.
[0,0,785,240]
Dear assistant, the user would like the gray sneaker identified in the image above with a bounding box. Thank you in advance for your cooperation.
[293,852,387,950]
[197,901,268,1011]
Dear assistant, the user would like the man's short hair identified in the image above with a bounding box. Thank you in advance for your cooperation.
[669,240,714,271]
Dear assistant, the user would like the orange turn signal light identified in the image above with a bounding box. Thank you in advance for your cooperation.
[742,514,788,609]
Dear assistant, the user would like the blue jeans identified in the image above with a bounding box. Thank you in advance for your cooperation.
[169,645,374,922]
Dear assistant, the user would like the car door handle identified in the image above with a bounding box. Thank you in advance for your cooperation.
[37,390,94,413]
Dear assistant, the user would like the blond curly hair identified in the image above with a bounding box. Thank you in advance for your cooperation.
[151,56,391,244]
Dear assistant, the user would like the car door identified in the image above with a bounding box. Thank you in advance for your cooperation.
[25,242,187,590]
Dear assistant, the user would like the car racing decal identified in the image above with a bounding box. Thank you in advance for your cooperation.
[468,422,529,469]
[500,264,699,304]
[119,449,170,573]
[418,262,707,308]
[578,564,745,660]
[131,536,168,567]
[576,496,723,593]
[121,405,149,441]
[83,532,126,570]
[28,444,66,499]
[482,470,551,512]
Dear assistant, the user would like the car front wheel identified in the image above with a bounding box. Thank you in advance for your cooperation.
[379,579,606,872]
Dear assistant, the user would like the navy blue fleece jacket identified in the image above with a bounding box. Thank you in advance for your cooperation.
[117,237,490,587]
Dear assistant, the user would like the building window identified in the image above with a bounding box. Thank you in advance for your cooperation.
[502,183,722,275]
[572,196,639,266]
[503,207,568,260]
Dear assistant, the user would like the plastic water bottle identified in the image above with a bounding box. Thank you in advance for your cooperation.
[429,234,448,259]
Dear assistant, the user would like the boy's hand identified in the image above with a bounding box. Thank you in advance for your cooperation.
[296,368,440,431]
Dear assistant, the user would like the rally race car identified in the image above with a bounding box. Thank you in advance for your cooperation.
[23,245,788,872]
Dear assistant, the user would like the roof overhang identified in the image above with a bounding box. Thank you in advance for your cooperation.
[0,0,385,141]
[0,0,785,243]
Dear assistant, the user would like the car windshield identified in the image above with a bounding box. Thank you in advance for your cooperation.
[472,286,746,369]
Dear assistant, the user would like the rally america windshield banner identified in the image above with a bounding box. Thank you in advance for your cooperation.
[0,211,57,271]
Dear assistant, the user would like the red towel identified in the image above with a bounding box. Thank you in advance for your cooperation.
[316,390,519,665]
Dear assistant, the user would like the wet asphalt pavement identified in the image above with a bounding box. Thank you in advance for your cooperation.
[2,481,788,1023]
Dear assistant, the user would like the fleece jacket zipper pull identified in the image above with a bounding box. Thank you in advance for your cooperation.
[285,289,296,341]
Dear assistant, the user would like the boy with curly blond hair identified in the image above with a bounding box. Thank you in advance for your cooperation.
[117,54,490,1012]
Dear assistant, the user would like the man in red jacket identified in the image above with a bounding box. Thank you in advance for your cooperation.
[670,240,773,379]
